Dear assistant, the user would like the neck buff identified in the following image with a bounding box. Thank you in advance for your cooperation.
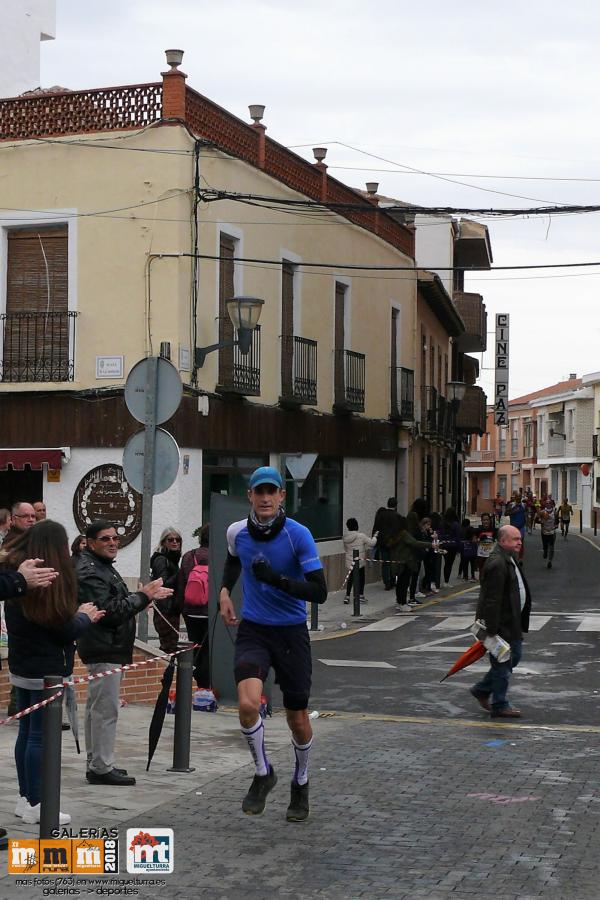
[247,507,286,541]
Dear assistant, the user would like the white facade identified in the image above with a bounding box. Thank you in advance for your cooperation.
[414,214,454,296]
[0,0,56,97]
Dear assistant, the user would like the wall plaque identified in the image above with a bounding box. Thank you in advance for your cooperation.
[72,464,142,547]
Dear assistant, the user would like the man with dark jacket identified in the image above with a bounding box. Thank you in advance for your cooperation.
[371,497,400,590]
[470,525,532,719]
[75,520,172,786]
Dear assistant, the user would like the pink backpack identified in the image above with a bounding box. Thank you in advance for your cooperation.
[184,556,209,608]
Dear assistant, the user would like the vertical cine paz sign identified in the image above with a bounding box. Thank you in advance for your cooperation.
[494,314,509,425]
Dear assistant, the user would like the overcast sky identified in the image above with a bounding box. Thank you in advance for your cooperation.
[41,0,600,399]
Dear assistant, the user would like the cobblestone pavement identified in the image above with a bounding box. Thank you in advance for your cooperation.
[3,712,600,899]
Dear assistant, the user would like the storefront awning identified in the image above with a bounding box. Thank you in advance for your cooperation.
[0,449,63,471]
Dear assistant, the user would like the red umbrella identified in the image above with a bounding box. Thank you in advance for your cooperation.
[439,640,486,682]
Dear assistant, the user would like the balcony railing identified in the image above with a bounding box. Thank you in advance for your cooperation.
[280,335,317,406]
[455,385,487,435]
[0,311,78,382]
[217,325,261,396]
[390,367,414,421]
[333,349,365,413]
[468,450,496,463]
[421,385,438,437]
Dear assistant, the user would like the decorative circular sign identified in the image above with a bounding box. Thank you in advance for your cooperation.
[72,464,143,547]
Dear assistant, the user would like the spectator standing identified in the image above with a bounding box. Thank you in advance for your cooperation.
[470,526,532,718]
[178,524,211,689]
[75,520,172,786]
[33,501,46,522]
[3,521,104,824]
[371,498,400,590]
[150,527,182,654]
[557,498,573,538]
[3,502,36,549]
[343,518,377,604]
[71,535,87,557]
[439,508,461,585]
[458,519,478,581]
[406,498,429,602]
[388,517,432,612]
[0,509,11,548]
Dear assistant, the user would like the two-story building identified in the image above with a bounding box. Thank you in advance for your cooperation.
[0,50,428,577]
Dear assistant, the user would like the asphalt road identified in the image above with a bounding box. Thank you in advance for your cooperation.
[311,531,600,726]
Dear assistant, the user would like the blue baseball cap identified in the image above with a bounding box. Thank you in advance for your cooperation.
[249,466,283,490]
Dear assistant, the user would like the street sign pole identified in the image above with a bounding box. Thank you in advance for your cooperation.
[137,356,159,643]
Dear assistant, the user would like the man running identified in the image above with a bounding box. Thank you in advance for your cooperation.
[557,498,573,538]
[219,466,328,822]
[539,500,557,568]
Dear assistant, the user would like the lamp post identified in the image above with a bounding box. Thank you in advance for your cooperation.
[195,296,264,368]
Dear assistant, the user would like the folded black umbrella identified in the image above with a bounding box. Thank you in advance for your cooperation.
[146,658,176,771]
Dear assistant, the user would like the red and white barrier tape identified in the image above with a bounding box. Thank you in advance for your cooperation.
[0,642,198,727]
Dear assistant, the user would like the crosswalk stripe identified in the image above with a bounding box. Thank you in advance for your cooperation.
[528,615,552,631]
[360,616,416,632]
[431,616,474,631]
[576,616,600,632]
[318,659,396,669]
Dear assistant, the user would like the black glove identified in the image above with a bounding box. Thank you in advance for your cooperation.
[252,559,283,588]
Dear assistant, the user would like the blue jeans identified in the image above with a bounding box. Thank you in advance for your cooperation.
[472,640,522,713]
[15,687,44,806]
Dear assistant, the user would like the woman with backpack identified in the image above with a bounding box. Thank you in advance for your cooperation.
[150,527,182,655]
[177,524,210,689]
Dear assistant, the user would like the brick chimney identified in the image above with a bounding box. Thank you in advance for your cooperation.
[162,49,187,120]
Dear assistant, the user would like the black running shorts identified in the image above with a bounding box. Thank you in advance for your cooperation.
[234,619,312,711]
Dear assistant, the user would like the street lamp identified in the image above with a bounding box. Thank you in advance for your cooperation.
[195,296,264,368]
[446,381,467,404]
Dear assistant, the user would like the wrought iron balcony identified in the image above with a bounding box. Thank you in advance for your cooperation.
[217,324,261,397]
[333,349,365,413]
[421,385,438,437]
[390,367,414,422]
[0,311,78,382]
[280,335,317,406]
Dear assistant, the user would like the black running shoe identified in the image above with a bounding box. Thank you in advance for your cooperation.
[242,765,277,815]
[286,780,309,822]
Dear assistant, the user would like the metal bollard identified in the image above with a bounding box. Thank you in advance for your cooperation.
[168,643,196,773]
[580,509,583,533]
[40,676,64,838]
[595,510,597,536]
[352,549,361,617]
[310,600,319,632]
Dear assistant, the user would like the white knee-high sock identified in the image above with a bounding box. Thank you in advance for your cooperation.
[292,736,313,785]
[241,717,269,776]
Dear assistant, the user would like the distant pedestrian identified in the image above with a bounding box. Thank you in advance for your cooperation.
[438,508,461,586]
[557,498,573,538]
[406,498,429,602]
[506,494,526,548]
[469,526,532,719]
[539,500,557,568]
[71,535,87,558]
[371,498,400,590]
[476,513,497,577]
[343,518,377,604]
[388,516,432,612]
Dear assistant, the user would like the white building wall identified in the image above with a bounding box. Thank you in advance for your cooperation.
[414,215,454,296]
[343,457,396,534]
[573,400,593,458]
[0,1,56,97]
[44,445,203,578]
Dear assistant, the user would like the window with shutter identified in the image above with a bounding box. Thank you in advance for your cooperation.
[2,226,74,382]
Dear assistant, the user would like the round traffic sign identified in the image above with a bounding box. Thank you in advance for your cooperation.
[124,357,183,425]
[122,428,180,495]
